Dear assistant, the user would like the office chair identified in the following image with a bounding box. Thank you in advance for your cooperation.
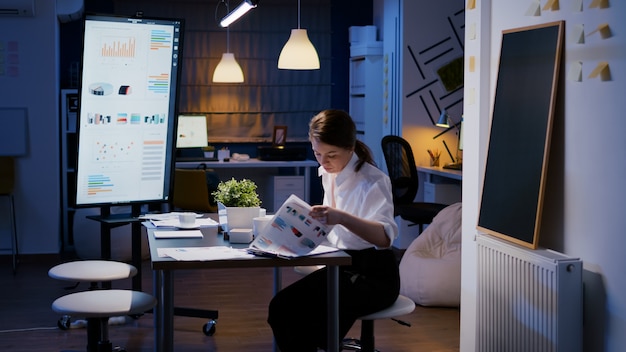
[170,167,220,335]
[0,156,18,273]
[172,168,219,213]
[381,135,448,233]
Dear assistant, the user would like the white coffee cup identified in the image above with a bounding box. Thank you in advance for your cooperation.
[253,215,272,237]
[179,212,196,227]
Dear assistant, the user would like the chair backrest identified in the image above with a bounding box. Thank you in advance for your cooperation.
[172,168,216,212]
[381,135,419,205]
[0,157,15,195]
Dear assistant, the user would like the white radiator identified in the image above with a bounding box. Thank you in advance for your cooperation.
[476,234,583,352]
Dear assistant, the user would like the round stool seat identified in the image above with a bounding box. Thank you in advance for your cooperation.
[52,289,156,318]
[358,295,415,320]
[49,260,137,282]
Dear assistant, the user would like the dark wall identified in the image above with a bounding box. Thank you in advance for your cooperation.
[60,0,373,206]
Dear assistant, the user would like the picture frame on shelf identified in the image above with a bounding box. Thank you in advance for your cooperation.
[272,126,287,146]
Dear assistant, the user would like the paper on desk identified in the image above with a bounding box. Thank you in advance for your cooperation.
[154,230,203,239]
[307,244,341,256]
[158,246,254,260]
[150,218,218,228]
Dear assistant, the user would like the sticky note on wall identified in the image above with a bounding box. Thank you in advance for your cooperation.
[542,0,559,11]
[588,61,611,81]
[589,0,609,9]
[567,62,582,82]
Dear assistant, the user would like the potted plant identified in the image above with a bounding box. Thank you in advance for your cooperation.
[212,178,262,231]
[202,145,215,159]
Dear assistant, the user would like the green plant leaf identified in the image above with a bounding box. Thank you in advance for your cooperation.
[212,178,261,207]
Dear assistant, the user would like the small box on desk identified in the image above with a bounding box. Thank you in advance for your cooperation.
[257,146,307,161]
[229,228,254,244]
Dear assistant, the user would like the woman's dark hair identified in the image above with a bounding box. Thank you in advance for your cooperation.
[308,109,375,171]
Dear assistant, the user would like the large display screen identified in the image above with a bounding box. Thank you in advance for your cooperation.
[75,14,184,206]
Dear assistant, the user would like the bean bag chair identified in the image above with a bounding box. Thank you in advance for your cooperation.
[399,202,462,307]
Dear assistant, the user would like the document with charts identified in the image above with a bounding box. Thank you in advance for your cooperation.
[248,194,333,258]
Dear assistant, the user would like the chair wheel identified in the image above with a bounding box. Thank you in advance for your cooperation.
[203,320,217,336]
[57,315,71,330]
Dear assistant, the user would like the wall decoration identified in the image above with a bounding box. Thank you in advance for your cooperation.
[437,56,464,92]
[525,0,541,16]
[567,61,583,82]
[587,23,612,39]
[589,0,609,9]
[542,0,559,11]
[404,5,465,125]
[588,61,611,81]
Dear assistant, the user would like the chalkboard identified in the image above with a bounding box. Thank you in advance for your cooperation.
[477,21,564,249]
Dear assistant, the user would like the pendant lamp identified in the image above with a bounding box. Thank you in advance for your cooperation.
[278,0,320,70]
[213,1,245,83]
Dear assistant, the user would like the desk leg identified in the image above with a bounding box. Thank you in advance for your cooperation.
[327,265,339,352]
[273,267,282,352]
[154,270,174,352]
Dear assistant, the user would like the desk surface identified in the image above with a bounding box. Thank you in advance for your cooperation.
[417,165,462,180]
[176,158,319,169]
[147,225,351,270]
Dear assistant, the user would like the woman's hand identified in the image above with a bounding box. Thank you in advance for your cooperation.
[309,205,342,225]
[310,205,391,248]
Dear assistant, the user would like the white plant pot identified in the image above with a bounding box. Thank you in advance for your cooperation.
[217,203,261,232]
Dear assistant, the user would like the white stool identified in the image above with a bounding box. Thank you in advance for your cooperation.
[343,295,416,352]
[52,289,156,352]
[49,260,137,287]
[49,260,138,329]
[294,266,415,351]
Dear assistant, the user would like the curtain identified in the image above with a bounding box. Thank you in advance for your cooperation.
[114,0,332,142]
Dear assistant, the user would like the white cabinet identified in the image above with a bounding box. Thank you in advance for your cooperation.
[349,44,384,167]
[268,176,305,212]
[423,182,461,205]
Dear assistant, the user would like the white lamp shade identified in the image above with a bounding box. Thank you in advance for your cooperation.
[278,29,320,70]
[213,53,244,83]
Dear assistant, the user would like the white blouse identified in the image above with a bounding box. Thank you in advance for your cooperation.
[319,153,398,250]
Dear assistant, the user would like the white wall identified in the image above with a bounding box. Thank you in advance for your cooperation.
[462,1,626,351]
[0,0,61,254]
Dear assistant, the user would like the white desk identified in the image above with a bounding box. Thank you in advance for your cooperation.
[417,166,462,205]
[417,165,462,182]
[147,224,351,352]
[176,159,319,205]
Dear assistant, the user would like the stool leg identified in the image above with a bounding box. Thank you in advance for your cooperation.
[86,317,111,352]
[9,194,18,273]
[360,320,375,352]
[96,318,113,352]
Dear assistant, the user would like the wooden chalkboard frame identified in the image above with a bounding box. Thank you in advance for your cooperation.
[477,21,564,249]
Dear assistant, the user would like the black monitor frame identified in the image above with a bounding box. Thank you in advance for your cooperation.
[74,13,184,208]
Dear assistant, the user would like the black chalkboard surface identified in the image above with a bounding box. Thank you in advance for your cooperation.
[477,21,564,249]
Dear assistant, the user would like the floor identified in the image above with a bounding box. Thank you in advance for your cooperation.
[0,254,460,352]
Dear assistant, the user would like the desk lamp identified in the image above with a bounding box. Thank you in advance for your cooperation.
[434,109,463,169]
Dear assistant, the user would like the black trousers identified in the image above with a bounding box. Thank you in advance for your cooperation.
[268,248,400,352]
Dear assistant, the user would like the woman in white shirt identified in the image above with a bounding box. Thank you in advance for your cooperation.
[268,109,400,352]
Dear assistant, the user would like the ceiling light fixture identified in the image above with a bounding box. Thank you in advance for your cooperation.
[220,0,258,28]
[213,0,245,83]
[277,0,319,70]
